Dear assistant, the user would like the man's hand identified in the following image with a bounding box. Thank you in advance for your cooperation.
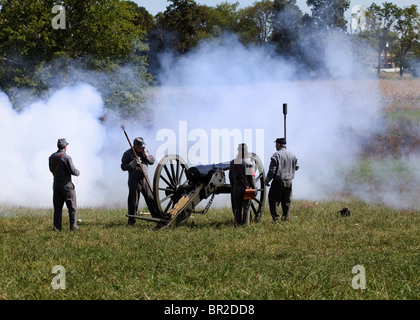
[129,159,137,169]
[130,158,142,169]
[141,147,149,157]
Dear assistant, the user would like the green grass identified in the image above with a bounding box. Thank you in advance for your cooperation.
[385,109,420,121]
[1,202,419,300]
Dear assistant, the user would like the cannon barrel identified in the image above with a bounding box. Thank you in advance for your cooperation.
[186,162,230,183]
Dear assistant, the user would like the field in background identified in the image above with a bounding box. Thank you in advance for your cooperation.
[379,78,420,166]
[1,201,419,300]
[346,77,420,209]
[380,75,420,112]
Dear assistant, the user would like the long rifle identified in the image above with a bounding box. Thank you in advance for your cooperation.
[120,125,153,193]
[283,103,287,140]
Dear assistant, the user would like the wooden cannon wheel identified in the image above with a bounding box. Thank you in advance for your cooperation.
[153,154,189,216]
[249,152,266,221]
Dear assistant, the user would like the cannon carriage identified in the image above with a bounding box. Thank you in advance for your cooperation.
[127,153,266,229]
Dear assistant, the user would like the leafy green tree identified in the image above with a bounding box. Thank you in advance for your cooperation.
[0,0,55,97]
[155,0,209,54]
[393,5,420,77]
[0,0,141,62]
[125,0,155,32]
[362,2,399,74]
[361,3,420,77]
[271,0,303,57]
[0,0,152,116]
[295,0,350,78]
[148,0,212,82]
[204,1,240,38]
[237,0,274,45]
[306,0,350,31]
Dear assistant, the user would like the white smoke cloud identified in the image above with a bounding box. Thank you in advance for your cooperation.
[0,84,126,208]
[150,34,384,201]
[1,32,418,211]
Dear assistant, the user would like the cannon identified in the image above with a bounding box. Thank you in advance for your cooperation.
[126,153,266,229]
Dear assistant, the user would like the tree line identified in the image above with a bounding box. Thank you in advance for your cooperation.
[1,0,419,116]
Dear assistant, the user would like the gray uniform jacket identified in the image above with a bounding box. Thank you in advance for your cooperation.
[121,148,155,182]
[267,149,299,181]
[49,150,80,187]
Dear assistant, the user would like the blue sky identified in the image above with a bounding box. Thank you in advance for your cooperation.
[134,0,418,18]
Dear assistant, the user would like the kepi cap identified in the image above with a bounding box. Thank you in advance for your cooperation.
[274,138,286,145]
[57,138,69,149]
[134,137,145,147]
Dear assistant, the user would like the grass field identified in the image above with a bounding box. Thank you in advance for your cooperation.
[1,201,419,300]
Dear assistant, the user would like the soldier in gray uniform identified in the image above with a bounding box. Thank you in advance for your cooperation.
[121,137,161,225]
[48,138,80,231]
[229,143,257,226]
[265,138,299,222]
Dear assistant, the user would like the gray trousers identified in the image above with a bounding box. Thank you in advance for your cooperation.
[231,195,251,226]
[127,177,161,224]
[53,182,78,230]
[268,179,293,221]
